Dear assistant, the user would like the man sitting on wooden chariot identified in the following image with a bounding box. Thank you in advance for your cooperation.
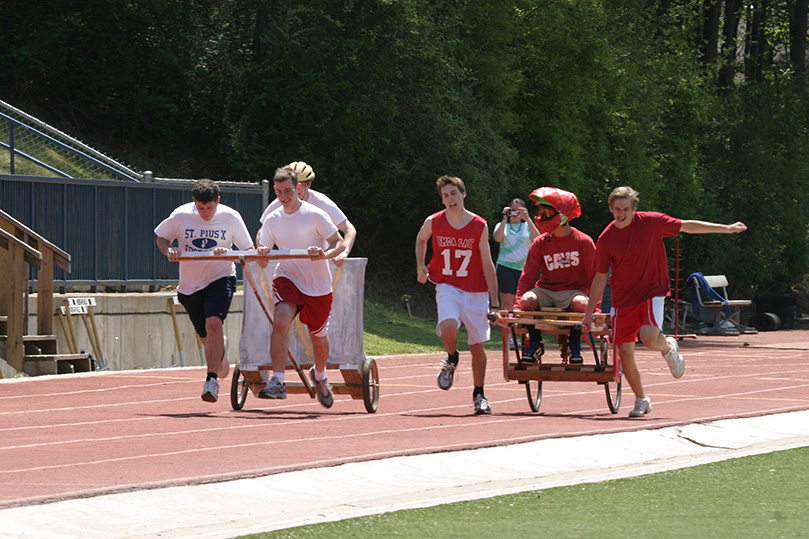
[514,187,596,364]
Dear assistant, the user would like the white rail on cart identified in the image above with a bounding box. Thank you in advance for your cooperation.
[178,249,310,261]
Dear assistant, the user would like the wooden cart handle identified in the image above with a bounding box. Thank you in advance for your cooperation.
[177,249,310,262]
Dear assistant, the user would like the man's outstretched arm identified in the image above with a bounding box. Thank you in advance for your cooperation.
[680,220,747,235]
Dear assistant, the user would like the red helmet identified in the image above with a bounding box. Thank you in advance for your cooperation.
[529,187,582,234]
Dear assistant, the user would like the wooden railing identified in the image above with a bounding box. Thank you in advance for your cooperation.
[0,209,71,372]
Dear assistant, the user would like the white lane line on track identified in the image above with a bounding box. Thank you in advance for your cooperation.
[1,357,804,419]
[4,404,808,481]
[0,416,165,433]
[0,394,548,452]
[0,379,198,401]
[0,389,653,454]
[2,362,806,430]
[0,396,198,417]
[3,379,807,457]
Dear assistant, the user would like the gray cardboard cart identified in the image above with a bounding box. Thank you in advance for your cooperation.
[236,256,378,412]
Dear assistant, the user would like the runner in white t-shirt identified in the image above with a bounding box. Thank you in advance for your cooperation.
[260,161,356,265]
[154,179,253,403]
[255,167,345,408]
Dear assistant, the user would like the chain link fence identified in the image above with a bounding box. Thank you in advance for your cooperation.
[0,99,143,182]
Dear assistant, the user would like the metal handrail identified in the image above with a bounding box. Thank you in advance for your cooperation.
[1,99,143,179]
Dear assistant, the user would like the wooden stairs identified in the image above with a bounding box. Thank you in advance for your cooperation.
[0,209,92,377]
[0,315,92,375]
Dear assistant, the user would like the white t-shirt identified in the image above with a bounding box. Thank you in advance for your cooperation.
[154,202,253,295]
[259,201,339,296]
[260,189,347,227]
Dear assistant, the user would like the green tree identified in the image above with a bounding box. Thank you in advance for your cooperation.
[3,0,809,295]
[511,1,712,237]
[699,81,809,291]
[223,0,521,280]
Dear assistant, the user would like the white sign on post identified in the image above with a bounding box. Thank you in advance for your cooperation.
[66,297,95,315]
[67,298,97,307]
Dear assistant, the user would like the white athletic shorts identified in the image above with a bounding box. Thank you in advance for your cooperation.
[435,283,491,346]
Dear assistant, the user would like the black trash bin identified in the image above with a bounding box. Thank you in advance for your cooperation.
[753,294,796,330]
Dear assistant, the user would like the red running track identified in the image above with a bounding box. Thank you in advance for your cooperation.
[1,330,808,508]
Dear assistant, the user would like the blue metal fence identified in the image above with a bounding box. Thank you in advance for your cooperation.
[0,174,268,289]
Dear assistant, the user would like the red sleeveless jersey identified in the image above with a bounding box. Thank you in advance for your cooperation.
[427,210,488,293]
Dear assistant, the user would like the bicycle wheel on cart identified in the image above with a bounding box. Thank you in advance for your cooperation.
[525,378,542,412]
[597,337,621,413]
[581,333,621,414]
[230,365,249,411]
[360,355,379,413]
[523,335,542,412]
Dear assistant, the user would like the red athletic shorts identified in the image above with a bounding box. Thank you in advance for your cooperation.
[610,297,664,346]
[272,277,333,336]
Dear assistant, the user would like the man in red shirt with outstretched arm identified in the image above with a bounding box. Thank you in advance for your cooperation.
[582,186,747,418]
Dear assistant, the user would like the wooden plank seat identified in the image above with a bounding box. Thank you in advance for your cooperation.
[497,309,619,384]
[498,309,610,336]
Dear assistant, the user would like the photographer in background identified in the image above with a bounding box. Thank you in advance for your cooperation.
[493,198,539,349]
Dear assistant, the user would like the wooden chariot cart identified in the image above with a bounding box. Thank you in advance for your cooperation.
[497,309,621,413]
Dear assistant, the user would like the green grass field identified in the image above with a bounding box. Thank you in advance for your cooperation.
[241,446,809,538]
[363,297,503,356]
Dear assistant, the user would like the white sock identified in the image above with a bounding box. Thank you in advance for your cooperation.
[274,372,285,383]
[314,368,327,381]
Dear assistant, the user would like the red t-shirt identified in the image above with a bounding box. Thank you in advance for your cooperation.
[515,227,596,305]
[594,211,681,308]
[427,210,488,293]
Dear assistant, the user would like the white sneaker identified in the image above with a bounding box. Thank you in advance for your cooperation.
[663,336,685,378]
[474,394,492,415]
[437,355,458,390]
[629,396,652,417]
[201,378,219,403]
[258,376,287,399]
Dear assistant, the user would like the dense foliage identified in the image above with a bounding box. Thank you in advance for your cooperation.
[2,0,808,296]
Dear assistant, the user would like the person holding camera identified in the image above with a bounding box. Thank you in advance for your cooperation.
[493,198,539,342]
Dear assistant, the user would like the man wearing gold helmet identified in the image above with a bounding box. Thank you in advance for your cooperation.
[260,161,356,266]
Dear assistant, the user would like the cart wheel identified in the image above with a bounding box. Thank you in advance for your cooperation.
[522,336,543,412]
[525,379,542,412]
[230,365,249,411]
[599,338,621,413]
[360,355,379,413]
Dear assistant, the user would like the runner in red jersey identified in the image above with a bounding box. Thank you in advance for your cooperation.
[427,211,488,292]
[415,176,499,415]
[582,186,747,418]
